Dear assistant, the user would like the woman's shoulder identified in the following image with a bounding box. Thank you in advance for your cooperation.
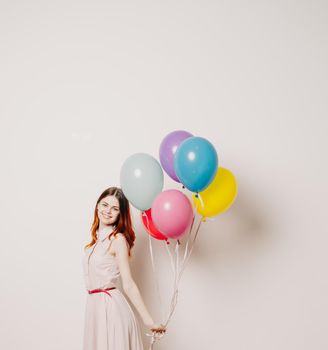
[112,232,130,251]
[112,232,127,242]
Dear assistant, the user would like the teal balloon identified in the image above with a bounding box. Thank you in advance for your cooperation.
[120,153,164,211]
[174,136,218,192]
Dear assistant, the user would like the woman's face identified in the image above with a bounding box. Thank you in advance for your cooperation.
[97,195,120,226]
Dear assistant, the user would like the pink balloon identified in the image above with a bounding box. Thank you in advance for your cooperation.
[151,189,194,240]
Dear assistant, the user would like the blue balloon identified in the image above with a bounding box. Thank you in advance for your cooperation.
[174,136,218,192]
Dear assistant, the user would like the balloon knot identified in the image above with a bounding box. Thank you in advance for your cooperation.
[195,194,199,198]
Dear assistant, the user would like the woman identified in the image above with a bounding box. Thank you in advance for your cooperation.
[82,187,166,349]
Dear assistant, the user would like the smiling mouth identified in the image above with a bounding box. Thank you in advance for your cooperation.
[103,214,112,219]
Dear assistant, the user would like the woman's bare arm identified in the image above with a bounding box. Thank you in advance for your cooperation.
[113,233,154,327]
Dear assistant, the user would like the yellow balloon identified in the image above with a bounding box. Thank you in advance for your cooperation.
[192,167,238,217]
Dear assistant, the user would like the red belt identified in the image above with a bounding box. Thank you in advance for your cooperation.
[88,287,116,297]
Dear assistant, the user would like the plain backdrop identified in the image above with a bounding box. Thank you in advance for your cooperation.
[0,0,327,349]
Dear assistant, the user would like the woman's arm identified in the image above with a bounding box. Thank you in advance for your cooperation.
[113,234,154,327]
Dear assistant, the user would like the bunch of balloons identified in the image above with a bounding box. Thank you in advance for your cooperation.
[120,129,238,240]
[120,130,238,348]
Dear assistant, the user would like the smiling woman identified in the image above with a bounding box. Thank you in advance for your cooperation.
[98,197,120,226]
[82,187,166,350]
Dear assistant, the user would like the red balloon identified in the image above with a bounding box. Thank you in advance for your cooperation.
[141,208,168,241]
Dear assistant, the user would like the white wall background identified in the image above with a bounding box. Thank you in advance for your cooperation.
[0,0,327,349]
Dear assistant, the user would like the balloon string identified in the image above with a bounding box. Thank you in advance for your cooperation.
[145,331,165,349]
[179,184,196,265]
[165,238,176,275]
[182,214,196,264]
[174,240,180,313]
[177,216,203,283]
[162,214,201,328]
[170,204,196,308]
[198,192,205,208]
[163,239,178,326]
[164,239,179,327]
[164,241,180,326]
[147,234,165,322]
[176,240,180,289]
[142,212,165,324]
[146,240,177,349]
[142,211,166,350]
[143,190,204,348]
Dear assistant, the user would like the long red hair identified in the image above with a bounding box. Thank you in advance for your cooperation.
[84,187,136,257]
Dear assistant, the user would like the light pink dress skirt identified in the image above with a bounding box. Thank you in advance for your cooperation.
[82,228,144,350]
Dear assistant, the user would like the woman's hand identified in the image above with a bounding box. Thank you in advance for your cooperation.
[149,323,166,335]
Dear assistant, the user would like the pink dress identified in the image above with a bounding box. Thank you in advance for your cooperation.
[82,226,144,350]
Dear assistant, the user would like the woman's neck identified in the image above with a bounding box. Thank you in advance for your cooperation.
[98,223,115,231]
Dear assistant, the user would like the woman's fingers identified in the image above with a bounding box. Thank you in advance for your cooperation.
[153,329,166,333]
[150,323,166,334]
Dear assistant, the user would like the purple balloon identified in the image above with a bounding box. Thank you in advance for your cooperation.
[159,130,193,182]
